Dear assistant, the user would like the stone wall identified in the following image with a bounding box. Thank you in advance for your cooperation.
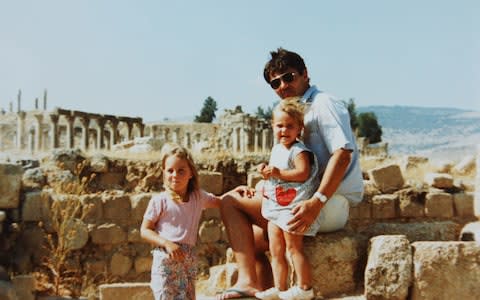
[0,148,478,299]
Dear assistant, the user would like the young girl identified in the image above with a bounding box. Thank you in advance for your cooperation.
[255,100,320,300]
[140,143,237,299]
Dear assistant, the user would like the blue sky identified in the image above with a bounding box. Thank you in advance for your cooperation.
[1,1,478,122]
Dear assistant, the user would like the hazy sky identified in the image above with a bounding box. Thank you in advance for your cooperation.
[1,1,479,122]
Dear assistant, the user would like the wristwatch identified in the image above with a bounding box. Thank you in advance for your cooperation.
[313,191,328,203]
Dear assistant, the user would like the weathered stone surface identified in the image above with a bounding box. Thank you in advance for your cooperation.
[91,223,127,244]
[199,171,223,195]
[349,200,371,219]
[22,167,46,189]
[130,193,151,222]
[360,222,459,242]
[50,148,86,173]
[0,163,23,209]
[200,263,238,296]
[22,191,51,222]
[134,256,152,273]
[411,241,480,300]
[12,274,35,300]
[395,188,424,218]
[99,282,153,300]
[0,280,18,300]
[128,228,142,243]
[401,155,428,171]
[365,235,411,300]
[90,153,110,173]
[79,194,103,223]
[304,231,363,298]
[368,164,404,193]
[425,192,453,218]
[453,192,474,217]
[63,218,89,250]
[371,194,397,219]
[453,154,476,174]
[424,172,454,189]
[103,193,131,221]
[110,252,132,276]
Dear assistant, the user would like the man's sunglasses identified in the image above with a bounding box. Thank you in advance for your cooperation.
[269,72,296,89]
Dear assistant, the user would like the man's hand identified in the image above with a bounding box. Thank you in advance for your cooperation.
[287,197,324,233]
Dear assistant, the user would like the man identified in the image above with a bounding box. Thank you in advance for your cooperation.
[218,48,364,299]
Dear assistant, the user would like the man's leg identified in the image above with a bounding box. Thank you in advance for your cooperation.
[218,192,272,298]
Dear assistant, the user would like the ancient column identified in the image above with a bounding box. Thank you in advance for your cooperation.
[34,114,43,152]
[16,111,26,150]
[49,114,60,149]
[173,128,180,144]
[17,90,21,113]
[150,125,156,138]
[262,129,268,153]
[79,116,90,150]
[109,119,119,145]
[184,132,191,149]
[95,118,106,150]
[138,123,145,138]
[232,128,239,153]
[254,129,260,153]
[64,114,75,149]
[163,128,169,142]
[43,89,47,110]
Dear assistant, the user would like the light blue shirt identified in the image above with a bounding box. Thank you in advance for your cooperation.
[301,85,364,205]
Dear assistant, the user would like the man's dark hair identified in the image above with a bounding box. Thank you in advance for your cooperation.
[263,48,307,83]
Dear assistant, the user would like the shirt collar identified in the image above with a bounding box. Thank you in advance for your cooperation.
[301,85,320,103]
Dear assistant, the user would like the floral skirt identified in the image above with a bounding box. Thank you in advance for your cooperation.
[150,244,197,300]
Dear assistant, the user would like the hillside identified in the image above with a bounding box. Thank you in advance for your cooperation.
[357,105,480,160]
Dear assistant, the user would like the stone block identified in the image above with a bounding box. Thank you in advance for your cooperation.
[12,274,36,300]
[460,221,480,242]
[371,194,397,219]
[199,219,222,243]
[199,171,223,195]
[110,252,132,276]
[304,231,363,298]
[395,188,424,218]
[91,223,127,245]
[128,228,142,243]
[134,256,152,274]
[0,280,17,300]
[368,164,404,193]
[365,235,412,300]
[21,191,51,222]
[425,192,453,218]
[99,282,153,300]
[452,154,475,174]
[0,163,23,209]
[79,194,103,223]
[130,193,151,222]
[349,200,371,219]
[453,192,474,217]
[360,221,459,242]
[424,172,454,189]
[103,193,131,221]
[411,241,480,300]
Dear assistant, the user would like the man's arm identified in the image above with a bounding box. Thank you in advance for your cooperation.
[287,148,352,232]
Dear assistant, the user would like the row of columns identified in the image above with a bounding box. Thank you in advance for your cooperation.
[15,109,144,152]
[150,125,273,154]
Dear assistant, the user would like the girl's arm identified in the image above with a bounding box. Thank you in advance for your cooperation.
[268,151,311,182]
[140,218,184,260]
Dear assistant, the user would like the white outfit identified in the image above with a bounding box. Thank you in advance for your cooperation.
[261,141,321,236]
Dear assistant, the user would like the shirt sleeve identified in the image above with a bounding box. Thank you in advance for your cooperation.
[143,194,164,223]
[314,95,355,152]
[198,189,219,209]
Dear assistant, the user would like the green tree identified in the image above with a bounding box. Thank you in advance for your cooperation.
[357,112,382,143]
[195,96,218,123]
[255,101,278,120]
[345,98,359,131]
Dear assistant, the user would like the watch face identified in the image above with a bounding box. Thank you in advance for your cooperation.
[315,192,327,203]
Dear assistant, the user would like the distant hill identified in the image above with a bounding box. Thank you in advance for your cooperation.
[357,105,480,160]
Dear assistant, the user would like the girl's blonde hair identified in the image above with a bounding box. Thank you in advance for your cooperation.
[272,97,305,130]
[160,143,199,200]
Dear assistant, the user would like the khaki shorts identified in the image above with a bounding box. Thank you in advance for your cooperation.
[311,193,349,233]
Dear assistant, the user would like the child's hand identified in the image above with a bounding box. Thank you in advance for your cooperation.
[233,185,255,198]
[164,241,184,260]
[260,165,279,179]
[257,162,267,173]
